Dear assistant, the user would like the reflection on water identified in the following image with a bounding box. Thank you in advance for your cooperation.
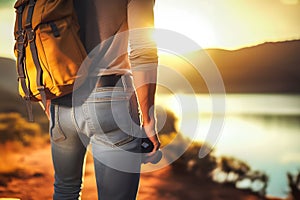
[156,94,300,198]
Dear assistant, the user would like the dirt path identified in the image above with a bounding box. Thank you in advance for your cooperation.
[0,144,54,200]
[0,144,98,200]
[0,144,272,200]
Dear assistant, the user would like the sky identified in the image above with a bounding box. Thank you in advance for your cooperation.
[153,0,300,50]
[0,0,300,58]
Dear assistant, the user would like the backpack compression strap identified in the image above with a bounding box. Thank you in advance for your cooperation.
[25,0,47,112]
[16,4,34,121]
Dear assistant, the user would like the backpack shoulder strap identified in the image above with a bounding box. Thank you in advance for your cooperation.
[25,0,47,111]
[16,4,34,121]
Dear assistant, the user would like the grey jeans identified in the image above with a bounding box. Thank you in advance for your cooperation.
[49,75,142,200]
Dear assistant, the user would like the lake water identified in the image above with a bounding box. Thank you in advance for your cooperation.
[156,93,300,198]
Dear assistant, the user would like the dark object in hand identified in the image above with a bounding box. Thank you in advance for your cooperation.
[141,137,155,153]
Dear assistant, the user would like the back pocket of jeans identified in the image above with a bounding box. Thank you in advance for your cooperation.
[93,100,135,146]
[99,99,134,131]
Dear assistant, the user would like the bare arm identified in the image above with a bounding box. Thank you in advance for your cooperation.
[128,0,160,153]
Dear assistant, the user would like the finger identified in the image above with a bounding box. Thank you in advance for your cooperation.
[147,143,160,157]
[147,135,160,148]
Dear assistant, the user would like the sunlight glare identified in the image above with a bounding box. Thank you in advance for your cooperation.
[0,7,15,58]
[154,5,216,52]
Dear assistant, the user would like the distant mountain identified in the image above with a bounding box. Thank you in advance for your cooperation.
[0,57,18,94]
[0,57,47,129]
[205,40,300,93]
[157,40,300,93]
[0,57,24,113]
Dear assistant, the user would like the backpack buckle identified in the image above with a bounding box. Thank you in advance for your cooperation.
[16,34,25,44]
[26,29,35,42]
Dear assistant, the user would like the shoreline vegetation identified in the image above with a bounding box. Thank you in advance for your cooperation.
[0,111,297,200]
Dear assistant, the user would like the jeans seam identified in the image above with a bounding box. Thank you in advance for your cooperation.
[82,102,97,135]
[51,104,66,142]
[71,106,82,136]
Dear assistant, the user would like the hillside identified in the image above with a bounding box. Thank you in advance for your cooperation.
[0,57,48,129]
[157,40,300,93]
[0,57,25,113]
[206,40,300,93]
[0,57,18,94]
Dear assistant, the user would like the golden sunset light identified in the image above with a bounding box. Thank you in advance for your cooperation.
[154,0,300,50]
[0,1,300,199]
[1,0,300,58]
[0,7,15,58]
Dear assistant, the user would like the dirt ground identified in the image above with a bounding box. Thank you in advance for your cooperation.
[0,144,284,200]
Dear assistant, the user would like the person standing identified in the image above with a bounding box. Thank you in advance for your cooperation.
[49,0,160,199]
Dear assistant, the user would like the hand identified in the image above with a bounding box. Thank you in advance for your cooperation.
[143,120,160,153]
[142,121,162,164]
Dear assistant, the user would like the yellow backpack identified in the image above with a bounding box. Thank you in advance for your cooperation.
[14,0,87,121]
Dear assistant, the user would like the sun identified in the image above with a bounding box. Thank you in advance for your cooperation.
[153,3,217,52]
